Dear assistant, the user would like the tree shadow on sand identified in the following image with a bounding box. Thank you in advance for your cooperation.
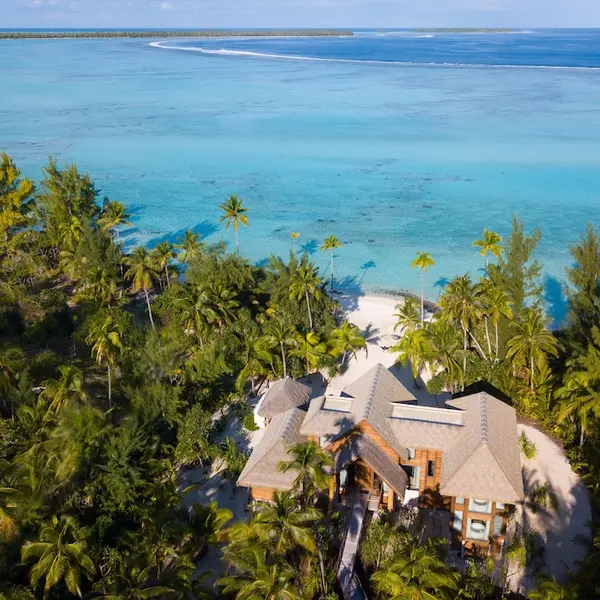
[147,220,219,248]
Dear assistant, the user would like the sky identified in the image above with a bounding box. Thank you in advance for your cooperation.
[1,0,599,29]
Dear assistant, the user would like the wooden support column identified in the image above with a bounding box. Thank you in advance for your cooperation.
[328,475,336,510]
[387,490,394,511]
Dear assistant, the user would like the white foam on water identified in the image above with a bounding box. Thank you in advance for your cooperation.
[148,40,600,71]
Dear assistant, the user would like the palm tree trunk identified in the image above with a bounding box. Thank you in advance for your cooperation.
[484,317,492,358]
[107,363,112,409]
[144,286,156,331]
[330,250,334,291]
[462,327,468,391]
[234,227,239,251]
[530,353,535,391]
[467,328,487,360]
[280,342,287,378]
[580,426,585,447]
[495,321,500,361]
[305,288,314,330]
[164,264,170,288]
[420,271,425,326]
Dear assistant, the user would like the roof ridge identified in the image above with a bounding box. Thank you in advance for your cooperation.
[480,392,489,444]
[363,363,382,419]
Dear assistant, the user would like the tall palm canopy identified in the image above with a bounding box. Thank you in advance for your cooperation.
[175,229,203,265]
[219,195,248,250]
[473,228,504,267]
[329,322,366,365]
[289,259,323,331]
[320,235,342,290]
[278,441,333,503]
[506,308,558,391]
[21,515,95,598]
[98,199,132,242]
[86,314,125,407]
[411,251,435,326]
[124,246,159,331]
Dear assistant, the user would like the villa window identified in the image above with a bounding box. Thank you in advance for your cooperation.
[427,460,435,478]
[319,436,328,448]
[467,518,489,541]
[456,497,464,505]
[468,498,492,514]
[453,510,463,533]
[408,448,416,460]
[496,502,506,510]
[493,515,504,536]
[339,468,348,488]
[409,466,421,489]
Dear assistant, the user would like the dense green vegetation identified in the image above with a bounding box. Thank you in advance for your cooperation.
[0,30,353,40]
[394,219,600,598]
[0,152,365,599]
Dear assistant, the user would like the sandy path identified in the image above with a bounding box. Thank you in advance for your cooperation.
[511,424,591,590]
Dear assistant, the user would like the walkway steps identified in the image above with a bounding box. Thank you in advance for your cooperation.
[337,495,368,600]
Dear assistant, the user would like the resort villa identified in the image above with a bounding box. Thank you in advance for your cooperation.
[238,363,524,553]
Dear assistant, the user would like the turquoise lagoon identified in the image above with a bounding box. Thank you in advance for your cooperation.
[1,31,600,319]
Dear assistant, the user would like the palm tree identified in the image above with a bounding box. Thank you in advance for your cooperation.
[21,515,95,598]
[0,471,19,542]
[329,322,366,365]
[290,332,326,376]
[393,297,421,335]
[527,578,575,600]
[473,228,504,268]
[278,442,333,505]
[219,195,248,251]
[426,319,464,393]
[289,260,323,331]
[411,251,435,326]
[252,491,320,554]
[439,274,486,384]
[479,282,513,360]
[98,200,131,243]
[187,501,233,558]
[218,547,301,600]
[372,541,459,600]
[124,247,159,331]
[175,230,203,265]
[236,337,272,395]
[262,320,296,379]
[392,328,431,387]
[86,314,126,408]
[506,308,558,391]
[320,235,342,290]
[151,241,175,288]
[290,232,300,253]
[41,365,89,415]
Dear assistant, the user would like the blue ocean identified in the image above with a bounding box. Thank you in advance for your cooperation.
[2,29,600,313]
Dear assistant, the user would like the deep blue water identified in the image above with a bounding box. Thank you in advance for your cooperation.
[1,29,600,320]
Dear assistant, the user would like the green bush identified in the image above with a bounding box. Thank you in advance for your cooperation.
[243,412,259,432]
[520,432,537,459]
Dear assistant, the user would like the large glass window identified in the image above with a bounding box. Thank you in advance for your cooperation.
[493,516,504,536]
[453,510,463,533]
[410,466,421,490]
[469,498,492,514]
[427,460,435,477]
[495,502,506,510]
[408,448,416,460]
[456,497,464,505]
[467,518,489,541]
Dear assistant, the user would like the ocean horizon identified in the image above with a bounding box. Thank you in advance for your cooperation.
[2,28,600,323]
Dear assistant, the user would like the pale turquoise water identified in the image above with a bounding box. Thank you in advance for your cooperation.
[1,31,600,317]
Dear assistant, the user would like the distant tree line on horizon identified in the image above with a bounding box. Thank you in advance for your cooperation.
[0,30,354,40]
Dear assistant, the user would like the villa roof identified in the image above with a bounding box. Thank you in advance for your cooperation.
[237,406,306,490]
[335,434,409,496]
[300,363,414,459]
[440,393,524,503]
[257,378,311,418]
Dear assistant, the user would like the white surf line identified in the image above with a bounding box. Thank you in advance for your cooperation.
[148,41,600,71]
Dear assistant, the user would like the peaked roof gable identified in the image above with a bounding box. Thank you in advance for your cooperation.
[257,377,311,418]
[441,393,524,502]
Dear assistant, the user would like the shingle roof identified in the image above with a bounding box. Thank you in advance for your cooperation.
[335,435,409,496]
[301,364,414,459]
[237,407,306,489]
[257,378,311,418]
[441,393,524,503]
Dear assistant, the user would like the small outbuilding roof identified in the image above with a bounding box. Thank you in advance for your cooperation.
[257,377,311,418]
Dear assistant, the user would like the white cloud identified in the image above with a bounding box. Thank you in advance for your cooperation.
[158,1,172,8]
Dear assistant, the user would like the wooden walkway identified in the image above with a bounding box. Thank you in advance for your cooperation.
[337,494,369,600]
